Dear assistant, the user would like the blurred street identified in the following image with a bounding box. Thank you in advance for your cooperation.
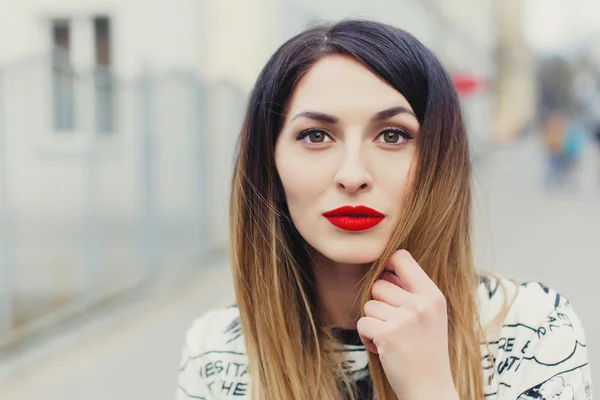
[0,0,598,398]
[0,132,598,400]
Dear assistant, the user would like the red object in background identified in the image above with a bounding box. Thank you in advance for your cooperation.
[452,73,485,95]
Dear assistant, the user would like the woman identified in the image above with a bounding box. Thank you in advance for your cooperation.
[177,20,592,400]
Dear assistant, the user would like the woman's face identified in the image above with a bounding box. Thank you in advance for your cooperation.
[275,55,420,265]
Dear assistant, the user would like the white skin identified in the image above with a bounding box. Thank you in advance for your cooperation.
[275,55,458,400]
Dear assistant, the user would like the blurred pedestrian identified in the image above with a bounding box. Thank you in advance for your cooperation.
[562,120,587,187]
[595,124,600,184]
[541,111,567,186]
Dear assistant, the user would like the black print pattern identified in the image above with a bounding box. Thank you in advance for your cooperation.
[224,317,242,344]
[517,363,592,399]
[480,275,502,299]
[479,279,592,399]
[177,276,593,399]
[521,281,565,309]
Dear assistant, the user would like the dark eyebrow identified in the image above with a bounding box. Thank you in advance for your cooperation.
[371,106,417,122]
[290,106,416,124]
[291,111,339,124]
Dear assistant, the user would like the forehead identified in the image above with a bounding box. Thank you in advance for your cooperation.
[285,54,414,118]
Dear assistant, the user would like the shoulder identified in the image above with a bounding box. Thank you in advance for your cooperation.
[477,274,592,399]
[178,305,252,399]
[477,274,571,331]
[183,305,245,355]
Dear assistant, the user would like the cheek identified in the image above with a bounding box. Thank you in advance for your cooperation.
[373,150,416,209]
[276,149,330,208]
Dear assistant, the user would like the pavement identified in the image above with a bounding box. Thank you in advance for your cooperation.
[0,257,235,400]
[0,132,598,399]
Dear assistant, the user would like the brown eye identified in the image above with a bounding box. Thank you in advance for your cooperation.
[384,130,400,143]
[309,131,325,143]
[297,129,333,144]
[375,128,412,146]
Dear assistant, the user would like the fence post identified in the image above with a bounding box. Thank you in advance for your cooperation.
[0,68,13,334]
[139,71,160,277]
[192,75,207,251]
[83,68,102,300]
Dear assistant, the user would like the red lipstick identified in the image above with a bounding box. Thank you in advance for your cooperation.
[322,205,385,232]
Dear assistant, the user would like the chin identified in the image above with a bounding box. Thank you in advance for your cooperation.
[318,245,383,265]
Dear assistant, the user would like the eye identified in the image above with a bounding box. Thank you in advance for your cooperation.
[374,127,413,146]
[296,129,333,144]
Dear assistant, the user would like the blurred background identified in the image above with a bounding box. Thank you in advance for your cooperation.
[0,0,598,399]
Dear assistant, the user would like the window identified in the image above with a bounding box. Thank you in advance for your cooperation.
[94,16,114,134]
[51,19,75,131]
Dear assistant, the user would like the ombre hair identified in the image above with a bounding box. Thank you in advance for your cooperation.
[230,19,490,400]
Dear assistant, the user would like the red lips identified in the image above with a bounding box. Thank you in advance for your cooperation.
[322,205,385,231]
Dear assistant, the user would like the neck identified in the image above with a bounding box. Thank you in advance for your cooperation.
[309,249,370,330]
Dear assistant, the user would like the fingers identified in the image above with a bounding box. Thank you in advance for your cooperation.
[371,279,412,307]
[364,299,398,321]
[388,249,436,294]
[356,316,384,354]
[357,316,383,340]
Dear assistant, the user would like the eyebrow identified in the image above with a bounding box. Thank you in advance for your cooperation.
[291,106,417,124]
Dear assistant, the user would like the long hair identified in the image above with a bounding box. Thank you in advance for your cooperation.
[230,19,486,400]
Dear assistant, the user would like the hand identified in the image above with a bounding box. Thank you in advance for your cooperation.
[356,250,459,400]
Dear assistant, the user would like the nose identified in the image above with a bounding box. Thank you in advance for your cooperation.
[334,149,372,194]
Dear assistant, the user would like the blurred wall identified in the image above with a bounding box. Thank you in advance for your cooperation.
[0,0,252,323]
[0,0,208,223]
[0,0,205,74]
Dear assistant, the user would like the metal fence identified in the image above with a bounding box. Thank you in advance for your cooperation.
[0,56,245,350]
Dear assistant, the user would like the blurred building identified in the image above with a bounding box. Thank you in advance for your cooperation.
[0,0,250,339]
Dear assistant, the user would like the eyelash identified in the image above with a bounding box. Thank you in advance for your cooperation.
[296,127,413,146]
